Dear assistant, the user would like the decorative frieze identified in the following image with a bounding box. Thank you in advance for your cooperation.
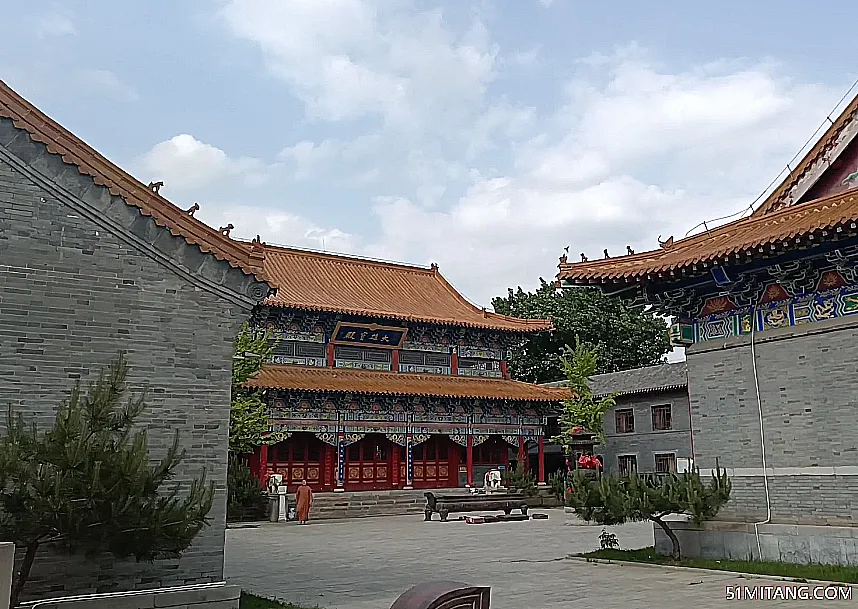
[458,368,503,378]
[457,346,504,359]
[272,355,326,367]
[335,360,391,371]
[252,307,523,350]
[280,330,325,343]
[692,272,858,343]
[402,340,450,353]
[400,364,452,375]
[266,398,548,439]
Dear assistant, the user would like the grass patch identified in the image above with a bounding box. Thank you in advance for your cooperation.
[578,547,858,583]
[240,592,321,609]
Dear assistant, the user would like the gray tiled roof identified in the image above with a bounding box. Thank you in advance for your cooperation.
[542,361,687,398]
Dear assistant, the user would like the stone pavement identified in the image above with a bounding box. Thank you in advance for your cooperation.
[225,511,854,609]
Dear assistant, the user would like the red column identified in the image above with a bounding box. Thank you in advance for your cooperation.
[248,447,260,481]
[327,343,335,367]
[518,436,526,469]
[538,436,546,484]
[466,435,474,486]
[500,360,509,379]
[258,444,269,484]
[323,443,333,489]
[451,352,459,376]
[392,349,400,372]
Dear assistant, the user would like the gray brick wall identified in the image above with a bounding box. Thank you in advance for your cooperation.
[716,476,858,525]
[0,125,259,600]
[686,316,858,526]
[602,389,693,475]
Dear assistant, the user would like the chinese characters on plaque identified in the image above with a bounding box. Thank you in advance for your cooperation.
[331,322,407,349]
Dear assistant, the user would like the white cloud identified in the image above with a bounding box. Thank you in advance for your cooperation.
[538,0,554,6]
[509,46,542,67]
[212,206,360,254]
[76,69,138,102]
[277,140,341,180]
[136,134,268,191]
[355,51,839,304]
[218,0,497,129]
[210,4,842,308]
[35,7,77,38]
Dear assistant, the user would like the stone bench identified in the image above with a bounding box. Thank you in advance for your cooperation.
[424,491,528,522]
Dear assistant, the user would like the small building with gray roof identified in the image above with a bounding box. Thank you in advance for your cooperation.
[542,361,692,475]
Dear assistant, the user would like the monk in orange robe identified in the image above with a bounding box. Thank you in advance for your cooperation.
[295,479,313,524]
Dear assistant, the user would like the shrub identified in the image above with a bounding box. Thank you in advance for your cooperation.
[566,465,731,560]
[503,463,537,497]
[0,355,213,606]
[227,454,267,522]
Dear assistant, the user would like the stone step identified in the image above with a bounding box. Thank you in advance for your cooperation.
[276,488,560,521]
[301,488,470,521]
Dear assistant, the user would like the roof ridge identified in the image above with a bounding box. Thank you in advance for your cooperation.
[590,361,686,378]
[254,239,437,274]
[558,189,858,282]
[249,364,572,401]
[431,267,552,326]
[0,80,268,284]
[560,187,858,274]
[751,89,858,217]
[246,239,553,331]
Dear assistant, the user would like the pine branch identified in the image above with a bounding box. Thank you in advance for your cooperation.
[0,354,215,603]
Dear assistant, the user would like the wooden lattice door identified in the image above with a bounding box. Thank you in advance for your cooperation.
[270,432,325,490]
[412,435,459,488]
[345,434,394,490]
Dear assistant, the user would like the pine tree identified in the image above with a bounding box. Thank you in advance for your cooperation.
[0,354,215,607]
[567,465,731,560]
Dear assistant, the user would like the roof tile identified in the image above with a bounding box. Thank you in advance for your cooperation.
[557,189,858,283]
[247,365,571,402]
[258,244,552,332]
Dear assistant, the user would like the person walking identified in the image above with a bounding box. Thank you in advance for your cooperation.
[295,479,313,524]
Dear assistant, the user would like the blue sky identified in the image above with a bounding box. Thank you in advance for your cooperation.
[2,0,857,308]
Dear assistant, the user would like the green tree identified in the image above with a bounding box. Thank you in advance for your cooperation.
[491,279,670,383]
[230,322,279,455]
[502,462,537,497]
[567,465,732,560]
[226,453,267,522]
[0,355,214,607]
[552,340,620,447]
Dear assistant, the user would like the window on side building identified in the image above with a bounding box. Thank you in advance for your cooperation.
[654,453,677,474]
[618,454,637,475]
[615,409,635,433]
[651,404,672,431]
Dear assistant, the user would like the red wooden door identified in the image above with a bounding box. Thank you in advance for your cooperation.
[270,432,325,491]
[345,434,394,490]
[473,436,511,467]
[412,435,458,488]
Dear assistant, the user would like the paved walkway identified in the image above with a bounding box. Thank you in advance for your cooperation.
[225,511,854,609]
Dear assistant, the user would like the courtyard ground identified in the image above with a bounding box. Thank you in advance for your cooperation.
[225,511,854,609]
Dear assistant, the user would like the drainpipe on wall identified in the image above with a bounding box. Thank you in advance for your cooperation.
[686,383,695,462]
[750,302,773,559]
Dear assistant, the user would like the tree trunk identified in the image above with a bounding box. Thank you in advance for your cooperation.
[651,517,681,560]
[11,541,39,608]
